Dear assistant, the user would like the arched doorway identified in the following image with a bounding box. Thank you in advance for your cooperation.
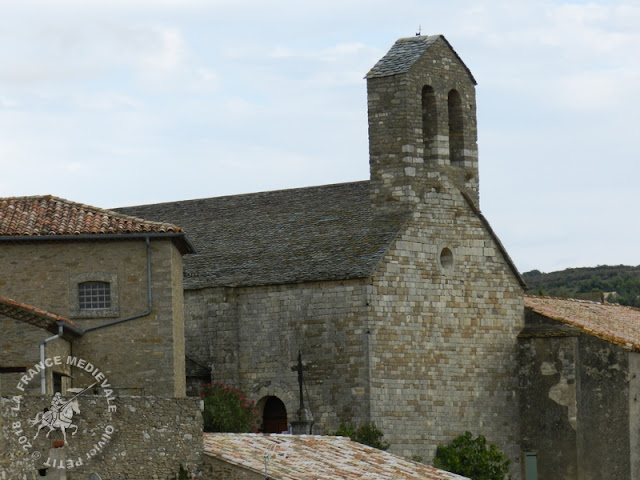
[262,396,288,433]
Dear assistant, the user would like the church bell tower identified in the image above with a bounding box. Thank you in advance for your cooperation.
[366,35,479,213]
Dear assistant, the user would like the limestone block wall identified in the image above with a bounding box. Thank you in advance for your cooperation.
[0,319,71,397]
[185,287,237,386]
[0,239,185,397]
[0,395,202,479]
[184,280,372,432]
[368,184,523,471]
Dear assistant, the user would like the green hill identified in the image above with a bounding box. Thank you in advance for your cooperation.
[522,265,640,307]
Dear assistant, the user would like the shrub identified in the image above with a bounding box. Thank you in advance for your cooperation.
[334,422,390,450]
[201,382,260,433]
[433,431,511,480]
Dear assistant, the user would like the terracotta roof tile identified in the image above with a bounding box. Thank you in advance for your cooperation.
[0,295,80,335]
[525,295,640,351]
[0,195,183,237]
[203,433,468,480]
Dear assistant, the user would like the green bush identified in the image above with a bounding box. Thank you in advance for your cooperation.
[433,431,510,480]
[201,382,260,433]
[334,422,390,450]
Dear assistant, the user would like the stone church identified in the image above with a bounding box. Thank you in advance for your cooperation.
[119,34,527,470]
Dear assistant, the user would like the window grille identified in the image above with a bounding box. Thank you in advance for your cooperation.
[78,281,111,310]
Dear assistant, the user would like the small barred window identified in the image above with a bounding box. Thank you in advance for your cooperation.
[78,281,111,310]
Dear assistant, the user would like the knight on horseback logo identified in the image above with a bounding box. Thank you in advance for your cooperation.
[10,354,117,470]
[28,383,94,444]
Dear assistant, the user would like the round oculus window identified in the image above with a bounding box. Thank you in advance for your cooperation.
[439,247,454,273]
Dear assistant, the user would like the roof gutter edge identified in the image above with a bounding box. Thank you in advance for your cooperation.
[0,232,197,254]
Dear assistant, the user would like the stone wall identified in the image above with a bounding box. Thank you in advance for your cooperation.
[518,313,580,480]
[576,334,630,480]
[0,323,71,397]
[519,310,635,480]
[1,395,202,479]
[368,183,524,469]
[184,279,372,433]
[202,456,262,480]
[0,239,186,397]
[367,36,479,214]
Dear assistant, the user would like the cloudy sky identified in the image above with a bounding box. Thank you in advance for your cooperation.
[0,0,638,274]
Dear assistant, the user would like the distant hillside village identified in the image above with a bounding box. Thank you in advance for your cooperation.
[3,35,640,480]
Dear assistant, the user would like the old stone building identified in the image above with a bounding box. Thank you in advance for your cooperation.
[520,296,640,480]
[119,34,527,470]
[0,195,192,397]
[0,196,202,478]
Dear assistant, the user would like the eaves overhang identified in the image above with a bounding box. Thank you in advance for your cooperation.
[0,232,197,255]
[0,295,83,337]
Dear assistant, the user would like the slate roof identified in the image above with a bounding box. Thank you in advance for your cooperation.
[203,433,469,480]
[0,195,194,254]
[525,295,640,351]
[0,295,81,336]
[366,35,477,85]
[117,182,408,289]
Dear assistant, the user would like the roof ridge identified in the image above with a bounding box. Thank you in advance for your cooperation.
[525,295,640,351]
[365,34,476,85]
[119,180,370,209]
[526,294,640,309]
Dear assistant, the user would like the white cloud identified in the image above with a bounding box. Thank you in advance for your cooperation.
[0,97,19,109]
[71,93,143,112]
[141,26,185,71]
[550,68,639,111]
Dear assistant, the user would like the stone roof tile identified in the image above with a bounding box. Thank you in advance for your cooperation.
[525,295,640,351]
[117,182,408,289]
[366,35,477,84]
[203,433,469,480]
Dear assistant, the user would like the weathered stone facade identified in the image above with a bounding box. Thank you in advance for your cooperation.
[185,279,372,430]
[368,182,523,463]
[0,239,186,397]
[1,396,202,479]
[0,325,71,397]
[367,36,479,213]
[0,197,201,478]
[519,304,640,480]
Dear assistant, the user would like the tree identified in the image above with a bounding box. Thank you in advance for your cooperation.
[433,431,510,480]
[201,382,260,433]
[334,422,390,450]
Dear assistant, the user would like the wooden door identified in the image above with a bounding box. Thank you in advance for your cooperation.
[263,396,287,433]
